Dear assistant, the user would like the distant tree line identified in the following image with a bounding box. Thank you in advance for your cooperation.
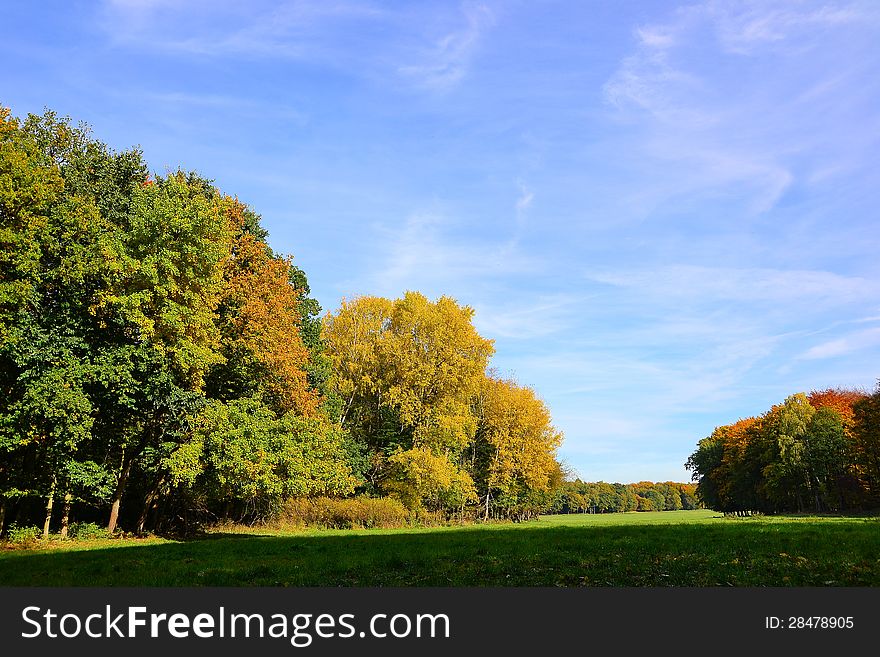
[0,107,563,537]
[547,480,699,514]
[686,387,880,514]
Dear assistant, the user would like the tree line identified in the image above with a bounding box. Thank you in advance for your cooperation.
[686,387,880,514]
[548,480,699,514]
[0,107,565,537]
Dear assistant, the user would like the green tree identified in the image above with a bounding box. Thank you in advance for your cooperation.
[168,398,354,521]
[761,394,816,512]
[804,407,849,511]
[686,432,725,510]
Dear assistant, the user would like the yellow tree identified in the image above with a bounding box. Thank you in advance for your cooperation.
[321,295,394,428]
[474,376,563,519]
[322,292,494,508]
[381,293,493,452]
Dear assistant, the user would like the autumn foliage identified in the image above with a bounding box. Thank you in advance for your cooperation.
[687,387,880,513]
[215,202,318,416]
[0,107,565,536]
[0,108,351,535]
[322,292,562,519]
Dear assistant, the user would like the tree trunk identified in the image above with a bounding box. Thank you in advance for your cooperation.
[0,498,6,537]
[60,491,73,539]
[137,477,165,535]
[42,477,56,540]
[340,392,356,427]
[107,456,132,534]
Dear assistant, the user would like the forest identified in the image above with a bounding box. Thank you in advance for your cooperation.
[549,480,699,514]
[6,106,875,546]
[0,106,574,538]
[686,387,880,514]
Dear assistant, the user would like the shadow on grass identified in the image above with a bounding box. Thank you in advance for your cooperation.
[2,517,879,587]
[182,532,278,541]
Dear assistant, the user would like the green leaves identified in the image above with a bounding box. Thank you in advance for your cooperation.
[687,386,880,513]
[168,398,354,516]
[1,107,346,534]
[2,104,569,534]
[117,173,231,387]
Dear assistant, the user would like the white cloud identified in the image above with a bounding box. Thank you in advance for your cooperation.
[603,51,704,123]
[356,213,538,299]
[636,26,677,49]
[800,327,880,360]
[137,91,308,124]
[711,2,869,55]
[515,185,533,213]
[100,0,386,59]
[397,3,495,91]
[601,0,879,220]
[100,1,495,93]
[472,294,575,340]
[511,181,533,238]
[587,265,878,306]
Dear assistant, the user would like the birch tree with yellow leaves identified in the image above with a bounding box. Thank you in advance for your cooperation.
[323,292,562,517]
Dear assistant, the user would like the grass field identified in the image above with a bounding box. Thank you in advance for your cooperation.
[2,510,879,586]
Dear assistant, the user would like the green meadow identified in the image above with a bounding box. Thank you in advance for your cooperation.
[2,510,879,587]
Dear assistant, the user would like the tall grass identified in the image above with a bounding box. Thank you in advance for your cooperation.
[276,496,447,530]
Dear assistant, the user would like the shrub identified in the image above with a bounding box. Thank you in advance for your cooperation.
[416,509,451,526]
[5,524,41,546]
[69,522,110,540]
[280,496,411,529]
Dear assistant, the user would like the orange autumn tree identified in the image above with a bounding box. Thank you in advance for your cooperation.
[808,388,867,428]
[166,198,353,523]
[688,387,880,513]
[207,200,318,417]
[808,388,869,502]
[715,416,761,512]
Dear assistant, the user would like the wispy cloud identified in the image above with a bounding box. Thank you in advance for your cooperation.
[134,90,308,124]
[355,213,538,299]
[588,265,878,307]
[514,183,533,213]
[711,2,870,55]
[100,0,494,93]
[511,181,533,239]
[472,294,575,340]
[397,3,495,91]
[800,327,880,360]
[100,0,386,59]
[601,0,880,220]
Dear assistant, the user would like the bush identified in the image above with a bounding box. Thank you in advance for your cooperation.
[69,522,110,540]
[411,508,449,526]
[5,524,41,546]
[280,496,412,529]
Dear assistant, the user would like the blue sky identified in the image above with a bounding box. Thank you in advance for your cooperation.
[3,0,879,482]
